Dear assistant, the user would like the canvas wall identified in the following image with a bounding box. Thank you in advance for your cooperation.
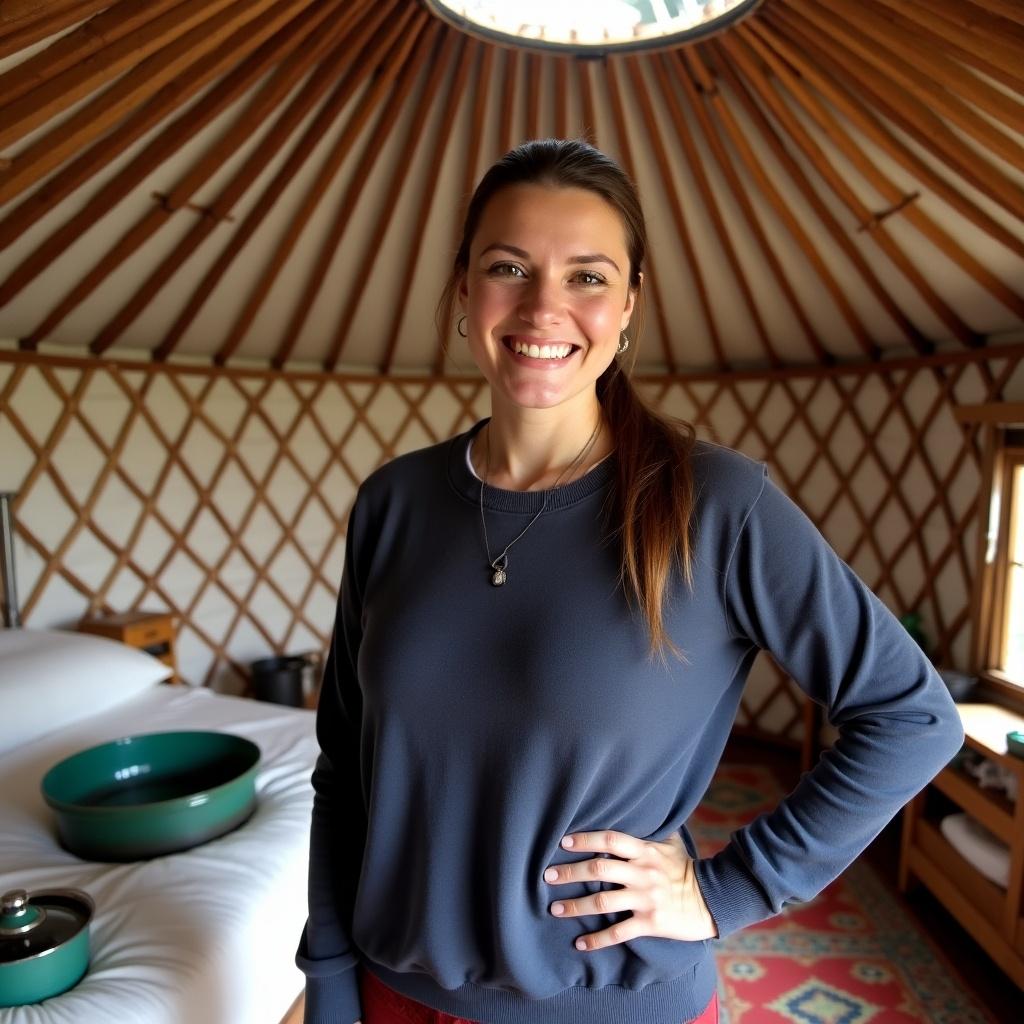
[3,345,1022,743]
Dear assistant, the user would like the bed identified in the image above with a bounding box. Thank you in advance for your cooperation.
[0,628,318,1024]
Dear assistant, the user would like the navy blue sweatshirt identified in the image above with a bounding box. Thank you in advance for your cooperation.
[296,416,964,1024]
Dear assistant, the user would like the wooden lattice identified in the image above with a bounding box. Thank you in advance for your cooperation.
[2,345,1023,744]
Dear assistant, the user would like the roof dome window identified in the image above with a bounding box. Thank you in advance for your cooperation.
[425,0,762,54]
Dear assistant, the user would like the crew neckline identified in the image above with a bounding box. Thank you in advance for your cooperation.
[447,417,616,513]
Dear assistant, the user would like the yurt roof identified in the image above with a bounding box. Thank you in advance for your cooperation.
[1,0,1023,376]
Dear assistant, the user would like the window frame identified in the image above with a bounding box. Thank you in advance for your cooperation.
[962,405,1024,713]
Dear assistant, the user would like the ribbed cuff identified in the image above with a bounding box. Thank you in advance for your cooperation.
[302,968,361,1024]
[693,845,776,939]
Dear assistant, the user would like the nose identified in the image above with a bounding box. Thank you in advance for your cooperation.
[516,274,563,327]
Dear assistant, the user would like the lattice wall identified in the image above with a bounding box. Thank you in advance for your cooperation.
[2,347,1022,742]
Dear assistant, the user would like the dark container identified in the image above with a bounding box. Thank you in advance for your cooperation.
[250,655,308,707]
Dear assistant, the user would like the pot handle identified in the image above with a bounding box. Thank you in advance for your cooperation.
[0,889,46,936]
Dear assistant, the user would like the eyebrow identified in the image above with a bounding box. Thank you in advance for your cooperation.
[479,243,620,274]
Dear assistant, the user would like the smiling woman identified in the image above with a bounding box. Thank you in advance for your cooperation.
[294,139,964,1024]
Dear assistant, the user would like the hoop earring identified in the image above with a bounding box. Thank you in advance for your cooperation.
[617,331,630,355]
[457,315,468,338]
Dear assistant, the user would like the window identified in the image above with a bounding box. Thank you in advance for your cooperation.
[425,0,761,54]
[984,430,1024,690]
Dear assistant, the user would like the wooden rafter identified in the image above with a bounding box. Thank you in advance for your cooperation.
[0,1,119,59]
[498,47,519,155]
[524,51,540,142]
[19,0,375,351]
[323,29,473,373]
[0,0,184,107]
[873,0,1024,93]
[623,55,725,371]
[432,41,495,377]
[0,0,300,205]
[88,0,375,357]
[214,10,434,367]
[0,0,358,296]
[0,0,247,151]
[600,56,674,372]
[372,34,475,375]
[740,20,982,349]
[688,45,877,362]
[789,0,1024,173]
[150,0,392,363]
[711,34,923,356]
[676,48,823,365]
[767,5,1024,233]
[760,12,1024,322]
[554,58,568,140]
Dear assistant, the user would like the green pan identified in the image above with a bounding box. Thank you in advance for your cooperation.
[41,731,260,861]
[0,888,94,1007]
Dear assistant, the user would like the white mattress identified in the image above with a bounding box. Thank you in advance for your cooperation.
[0,685,318,1024]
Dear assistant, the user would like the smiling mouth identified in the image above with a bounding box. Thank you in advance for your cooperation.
[502,337,581,360]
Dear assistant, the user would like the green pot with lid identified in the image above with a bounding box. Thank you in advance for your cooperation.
[0,887,94,1007]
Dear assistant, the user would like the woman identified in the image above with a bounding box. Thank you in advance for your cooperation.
[295,138,964,1024]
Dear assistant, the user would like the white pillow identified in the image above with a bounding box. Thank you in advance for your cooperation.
[0,627,173,756]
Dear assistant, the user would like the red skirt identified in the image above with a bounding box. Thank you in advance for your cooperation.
[358,963,719,1024]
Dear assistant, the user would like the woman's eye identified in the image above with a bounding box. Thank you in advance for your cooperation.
[489,263,524,277]
[576,271,606,286]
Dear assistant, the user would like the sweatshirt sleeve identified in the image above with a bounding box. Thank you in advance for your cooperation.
[295,489,369,1024]
[694,464,965,938]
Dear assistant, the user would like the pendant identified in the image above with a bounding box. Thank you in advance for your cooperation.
[490,554,508,586]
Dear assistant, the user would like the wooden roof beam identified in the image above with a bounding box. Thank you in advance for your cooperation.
[676,47,824,366]
[875,0,1024,92]
[789,0,1024,172]
[432,41,495,377]
[151,0,399,364]
[525,51,541,142]
[0,0,184,106]
[498,48,519,155]
[688,44,877,362]
[88,0,382,357]
[761,12,1024,322]
[0,0,355,294]
[713,34,926,355]
[17,0,369,350]
[368,33,475,375]
[629,54,727,370]
[601,56,674,373]
[0,1,117,59]
[0,0,299,205]
[323,30,473,372]
[741,20,982,348]
[768,5,1024,233]
[832,0,1024,130]
[554,57,568,141]
[964,0,1024,27]
[0,0,246,150]
[214,11,433,367]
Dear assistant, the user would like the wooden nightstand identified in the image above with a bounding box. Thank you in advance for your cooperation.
[899,703,1024,987]
[77,610,179,683]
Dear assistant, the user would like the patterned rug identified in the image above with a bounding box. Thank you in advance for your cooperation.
[691,764,997,1024]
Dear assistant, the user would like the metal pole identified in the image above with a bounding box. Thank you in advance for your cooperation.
[0,492,20,628]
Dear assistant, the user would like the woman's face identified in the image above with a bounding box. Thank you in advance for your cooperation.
[458,184,638,412]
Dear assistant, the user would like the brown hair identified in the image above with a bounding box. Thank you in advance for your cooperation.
[436,138,697,667]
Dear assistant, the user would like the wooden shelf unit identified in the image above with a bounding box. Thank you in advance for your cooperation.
[899,703,1024,987]
[77,609,179,683]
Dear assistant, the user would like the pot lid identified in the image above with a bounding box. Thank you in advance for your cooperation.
[0,889,94,966]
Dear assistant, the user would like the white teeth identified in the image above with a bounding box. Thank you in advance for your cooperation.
[512,340,574,359]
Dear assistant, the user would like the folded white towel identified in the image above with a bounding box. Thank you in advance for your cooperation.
[939,812,1010,888]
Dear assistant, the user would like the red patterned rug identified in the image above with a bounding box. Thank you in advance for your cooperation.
[691,764,997,1024]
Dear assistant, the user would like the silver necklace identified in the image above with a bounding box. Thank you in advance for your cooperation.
[478,417,602,586]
